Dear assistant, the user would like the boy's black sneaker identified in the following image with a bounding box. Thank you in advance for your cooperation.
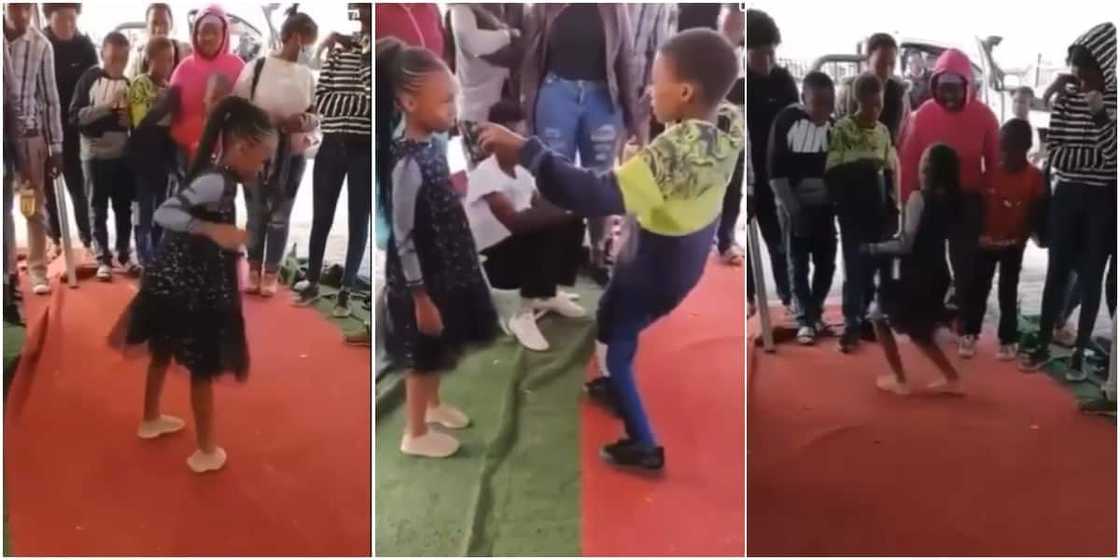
[1064,349,1089,382]
[600,438,665,470]
[838,327,860,353]
[1019,347,1049,373]
[333,289,352,318]
[584,377,622,417]
[292,282,320,307]
[860,320,877,342]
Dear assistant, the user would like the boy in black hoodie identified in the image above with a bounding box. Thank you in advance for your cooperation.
[745,8,798,313]
[1022,22,1116,376]
[43,3,97,251]
[70,32,135,281]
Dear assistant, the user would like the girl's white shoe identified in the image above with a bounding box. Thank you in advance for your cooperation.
[137,415,186,439]
[595,341,610,377]
[187,447,227,473]
[425,403,470,429]
[401,431,460,458]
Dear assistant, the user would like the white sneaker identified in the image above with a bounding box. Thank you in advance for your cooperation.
[508,309,549,351]
[186,447,227,473]
[96,264,112,281]
[996,343,1017,361]
[958,335,977,358]
[595,341,610,377]
[137,415,185,439]
[1053,325,1077,348]
[31,276,50,295]
[293,279,311,292]
[401,431,460,458]
[531,295,586,318]
[796,325,816,345]
[426,403,470,429]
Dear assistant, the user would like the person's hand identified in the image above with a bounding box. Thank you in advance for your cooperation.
[46,153,62,179]
[318,32,354,56]
[507,28,521,41]
[1085,90,1106,114]
[414,292,444,336]
[203,223,248,250]
[478,123,527,164]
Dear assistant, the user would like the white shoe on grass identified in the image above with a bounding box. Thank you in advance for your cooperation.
[531,295,586,318]
[401,431,460,458]
[426,403,470,429]
[508,309,549,351]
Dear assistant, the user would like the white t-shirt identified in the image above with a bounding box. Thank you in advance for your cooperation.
[234,55,316,122]
[464,155,536,251]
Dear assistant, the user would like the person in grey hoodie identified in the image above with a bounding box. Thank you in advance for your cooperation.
[70,32,136,280]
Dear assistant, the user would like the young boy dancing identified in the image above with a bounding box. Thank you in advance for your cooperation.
[481,28,743,470]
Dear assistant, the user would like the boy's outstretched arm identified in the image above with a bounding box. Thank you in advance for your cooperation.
[518,136,627,218]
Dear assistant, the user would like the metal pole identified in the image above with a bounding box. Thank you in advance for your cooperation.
[52,175,77,288]
[1107,314,1116,403]
[746,216,774,352]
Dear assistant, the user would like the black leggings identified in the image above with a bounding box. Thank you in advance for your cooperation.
[1036,182,1116,351]
[307,134,372,289]
[45,126,92,246]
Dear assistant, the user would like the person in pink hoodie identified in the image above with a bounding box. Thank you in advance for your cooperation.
[167,4,245,161]
[898,48,999,321]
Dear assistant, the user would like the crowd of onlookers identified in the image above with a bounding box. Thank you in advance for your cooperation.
[745,9,1115,407]
[3,2,373,345]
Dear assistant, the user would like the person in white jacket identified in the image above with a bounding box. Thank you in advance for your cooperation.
[447,4,520,124]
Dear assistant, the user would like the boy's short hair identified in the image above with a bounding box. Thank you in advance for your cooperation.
[802,71,834,93]
[145,36,174,59]
[865,33,897,55]
[852,72,883,101]
[102,31,130,50]
[1000,118,1033,151]
[659,28,739,106]
[745,9,780,49]
[487,99,525,128]
[43,3,82,16]
[1013,85,1035,98]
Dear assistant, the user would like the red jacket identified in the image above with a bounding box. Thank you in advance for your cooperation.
[375,3,445,58]
[979,163,1045,248]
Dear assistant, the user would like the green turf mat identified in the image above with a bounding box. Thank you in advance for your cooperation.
[376,283,600,556]
[279,254,370,339]
[1018,314,1114,410]
[5,321,26,553]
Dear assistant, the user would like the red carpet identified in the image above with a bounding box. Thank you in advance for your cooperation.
[747,308,1116,556]
[582,258,745,556]
[5,270,371,555]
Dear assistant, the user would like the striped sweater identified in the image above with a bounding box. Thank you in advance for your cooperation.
[1047,22,1116,187]
[315,34,371,137]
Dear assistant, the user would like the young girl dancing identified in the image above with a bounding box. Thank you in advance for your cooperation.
[376,38,498,458]
[863,143,963,395]
[110,96,277,473]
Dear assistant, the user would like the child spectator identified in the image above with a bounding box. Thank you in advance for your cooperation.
[465,100,586,351]
[825,72,898,353]
[69,32,136,280]
[127,36,176,269]
[4,3,65,296]
[768,71,836,344]
[1011,86,1046,165]
[959,119,1045,360]
[481,28,743,470]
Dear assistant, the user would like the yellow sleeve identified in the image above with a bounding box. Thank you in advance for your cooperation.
[614,143,667,217]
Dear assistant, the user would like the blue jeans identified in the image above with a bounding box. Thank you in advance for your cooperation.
[534,73,622,260]
[132,173,168,267]
[246,154,306,273]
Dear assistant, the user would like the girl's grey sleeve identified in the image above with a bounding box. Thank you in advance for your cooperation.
[391,157,426,288]
[869,191,924,256]
[154,173,227,233]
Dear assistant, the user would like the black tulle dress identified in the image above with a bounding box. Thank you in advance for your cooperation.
[876,192,954,342]
[383,138,497,373]
[110,168,249,380]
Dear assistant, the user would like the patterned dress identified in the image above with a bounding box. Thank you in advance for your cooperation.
[109,168,249,379]
[383,138,497,373]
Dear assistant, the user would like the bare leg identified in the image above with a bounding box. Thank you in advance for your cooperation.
[142,354,172,421]
[428,375,441,408]
[874,320,906,383]
[405,371,431,438]
[190,375,216,452]
[914,337,961,383]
